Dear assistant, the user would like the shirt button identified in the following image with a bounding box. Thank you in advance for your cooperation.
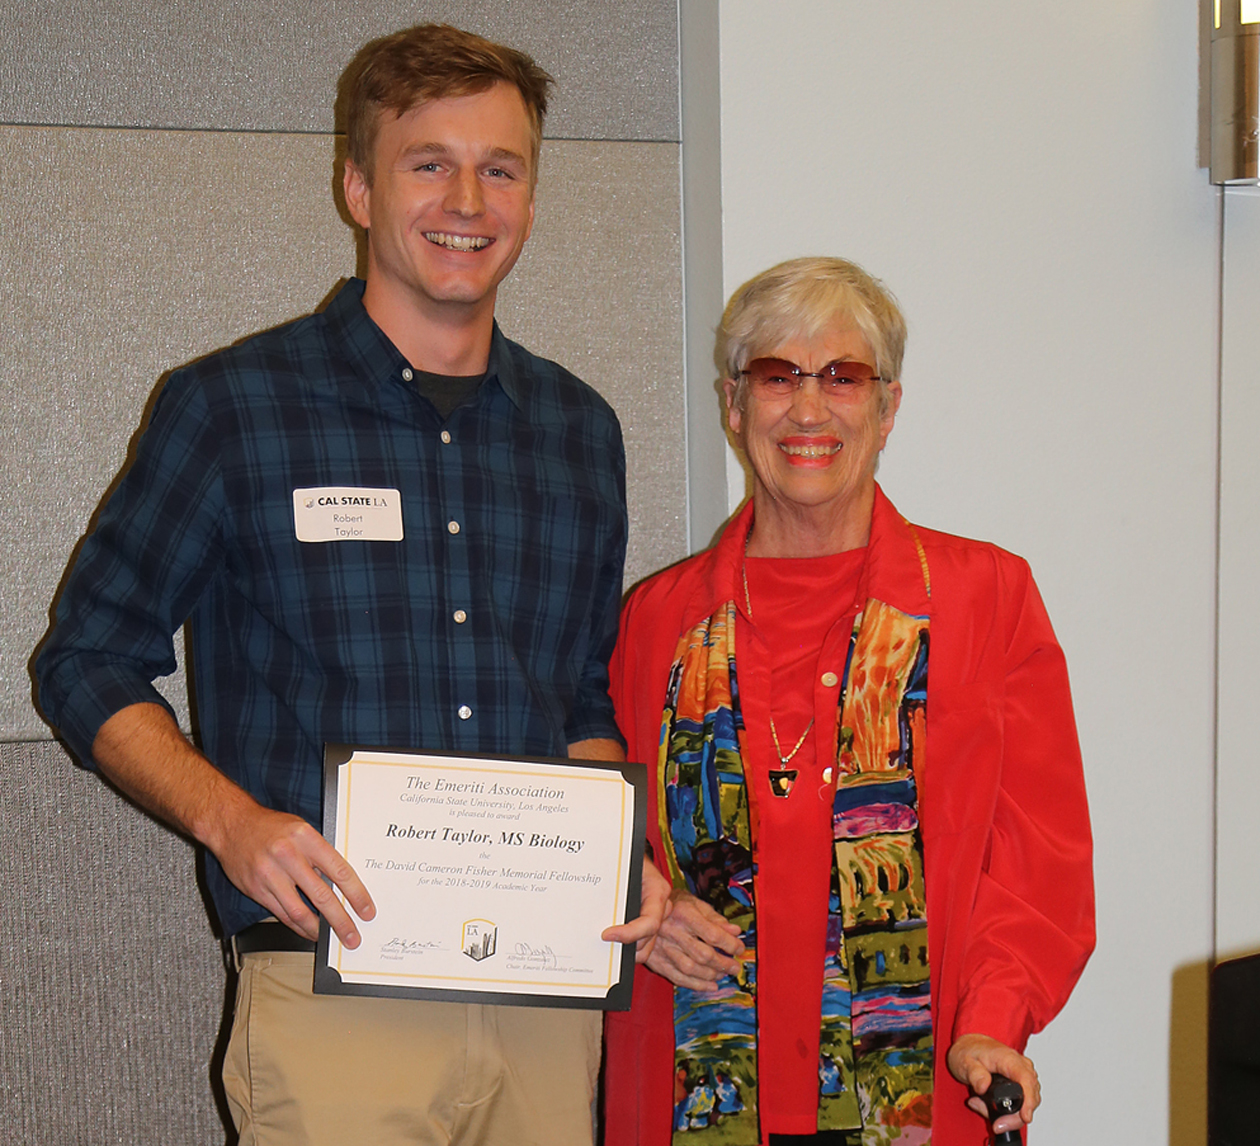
[402,367,414,382]
[821,671,839,687]
[458,705,473,720]
[447,520,461,535]
[440,430,452,444]
[453,609,468,624]
[822,766,834,783]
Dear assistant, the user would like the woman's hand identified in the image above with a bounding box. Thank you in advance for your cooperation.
[602,856,673,963]
[645,888,745,991]
[946,1034,1040,1135]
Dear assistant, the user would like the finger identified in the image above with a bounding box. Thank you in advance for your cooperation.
[261,882,323,941]
[602,868,672,948]
[965,1062,993,1096]
[993,1112,1025,1135]
[671,894,742,935]
[311,839,377,923]
[681,898,743,939]
[645,948,725,991]
[603,920,663,963]
[667,969,725,992]
[650,936,733,984]
[701,924,745,957]
[657,923,741,975]
[218,841,318,939]
[282,829,378,948]
[665,905,745,959]
[275,831,371,948]
[649,941,723,984]
[602,915,657,945]
[634,935,658,964]
[292,863,363,948]
[1000,1056,1039,1120]
[657,916,726,962]
[1020,1073,1041,1122]
[242,852,322,939]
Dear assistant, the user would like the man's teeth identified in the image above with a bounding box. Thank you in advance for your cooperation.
[780,442,841,457]
[425,232,491,251]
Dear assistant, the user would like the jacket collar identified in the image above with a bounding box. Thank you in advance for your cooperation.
[862,484,933,618]
[682,484,932,628]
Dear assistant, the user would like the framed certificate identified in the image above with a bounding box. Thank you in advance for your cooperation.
[313,745,647,1010]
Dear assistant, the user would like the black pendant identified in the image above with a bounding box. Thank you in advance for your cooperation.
[768,768,798,798]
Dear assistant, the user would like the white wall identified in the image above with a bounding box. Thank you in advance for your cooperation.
[716,2,1221,1141]
[1217,186,1260,961]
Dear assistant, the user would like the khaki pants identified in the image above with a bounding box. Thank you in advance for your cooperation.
[222,951,601,1146]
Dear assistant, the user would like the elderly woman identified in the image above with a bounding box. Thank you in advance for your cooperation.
[604,259,1094,1145]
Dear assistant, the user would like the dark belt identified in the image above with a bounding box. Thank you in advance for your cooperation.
[232,920,317,954]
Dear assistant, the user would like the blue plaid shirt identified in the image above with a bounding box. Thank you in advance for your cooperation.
[36,279,628,936]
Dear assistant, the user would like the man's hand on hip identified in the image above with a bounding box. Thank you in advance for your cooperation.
[210,795,375,946]
[92,702,375,948]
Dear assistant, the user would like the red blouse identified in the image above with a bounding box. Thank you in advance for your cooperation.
[741,550,864,1136]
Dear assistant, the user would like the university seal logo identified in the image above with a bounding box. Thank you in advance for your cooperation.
[461,918,497,962]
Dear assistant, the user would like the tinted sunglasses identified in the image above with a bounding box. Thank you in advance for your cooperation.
[740,357,884,399]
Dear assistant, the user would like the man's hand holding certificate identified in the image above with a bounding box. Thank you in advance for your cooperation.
[315,747,646,1009]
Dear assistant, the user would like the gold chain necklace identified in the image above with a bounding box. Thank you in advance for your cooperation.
[769,714,814,767]
[743,533,815,784]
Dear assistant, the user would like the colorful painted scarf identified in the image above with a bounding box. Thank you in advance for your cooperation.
[657,591,933,1145]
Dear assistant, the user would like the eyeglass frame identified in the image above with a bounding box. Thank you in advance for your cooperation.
[736,356,888,401]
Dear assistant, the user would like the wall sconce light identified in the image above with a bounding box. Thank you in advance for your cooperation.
[1212,0,1260,182]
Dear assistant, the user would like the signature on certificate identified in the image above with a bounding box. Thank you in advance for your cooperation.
[512,942,562,970]
[380,937,442,957]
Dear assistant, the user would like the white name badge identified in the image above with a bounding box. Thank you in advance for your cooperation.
[293,487,404,543]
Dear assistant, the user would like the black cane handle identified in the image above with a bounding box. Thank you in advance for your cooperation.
[984,1073,1024,1144]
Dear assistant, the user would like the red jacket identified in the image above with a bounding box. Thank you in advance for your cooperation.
[604,486,1095,1145]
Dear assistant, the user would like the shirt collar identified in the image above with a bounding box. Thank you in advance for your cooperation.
[486,324,525,410]
[322,279,407,390]
[323,279,524,410]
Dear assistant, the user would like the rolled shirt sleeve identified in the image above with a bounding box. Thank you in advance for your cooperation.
[36,374,225,767]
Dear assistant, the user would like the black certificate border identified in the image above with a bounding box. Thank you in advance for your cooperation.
[314,744,647,1011]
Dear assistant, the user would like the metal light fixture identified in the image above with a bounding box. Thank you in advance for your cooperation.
[1212,0,1260,182]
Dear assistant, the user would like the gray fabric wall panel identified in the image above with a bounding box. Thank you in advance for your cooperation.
[0,739,228,1145]
[3,126,359,744]
[498,139,687,592]
[2,5,687,1141]
[0,0,680,141]
[4,126,685,741]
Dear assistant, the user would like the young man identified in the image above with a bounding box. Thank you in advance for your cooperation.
[36,24,665,1145]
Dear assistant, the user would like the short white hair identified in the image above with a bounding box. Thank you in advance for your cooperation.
[717,257,907,415]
